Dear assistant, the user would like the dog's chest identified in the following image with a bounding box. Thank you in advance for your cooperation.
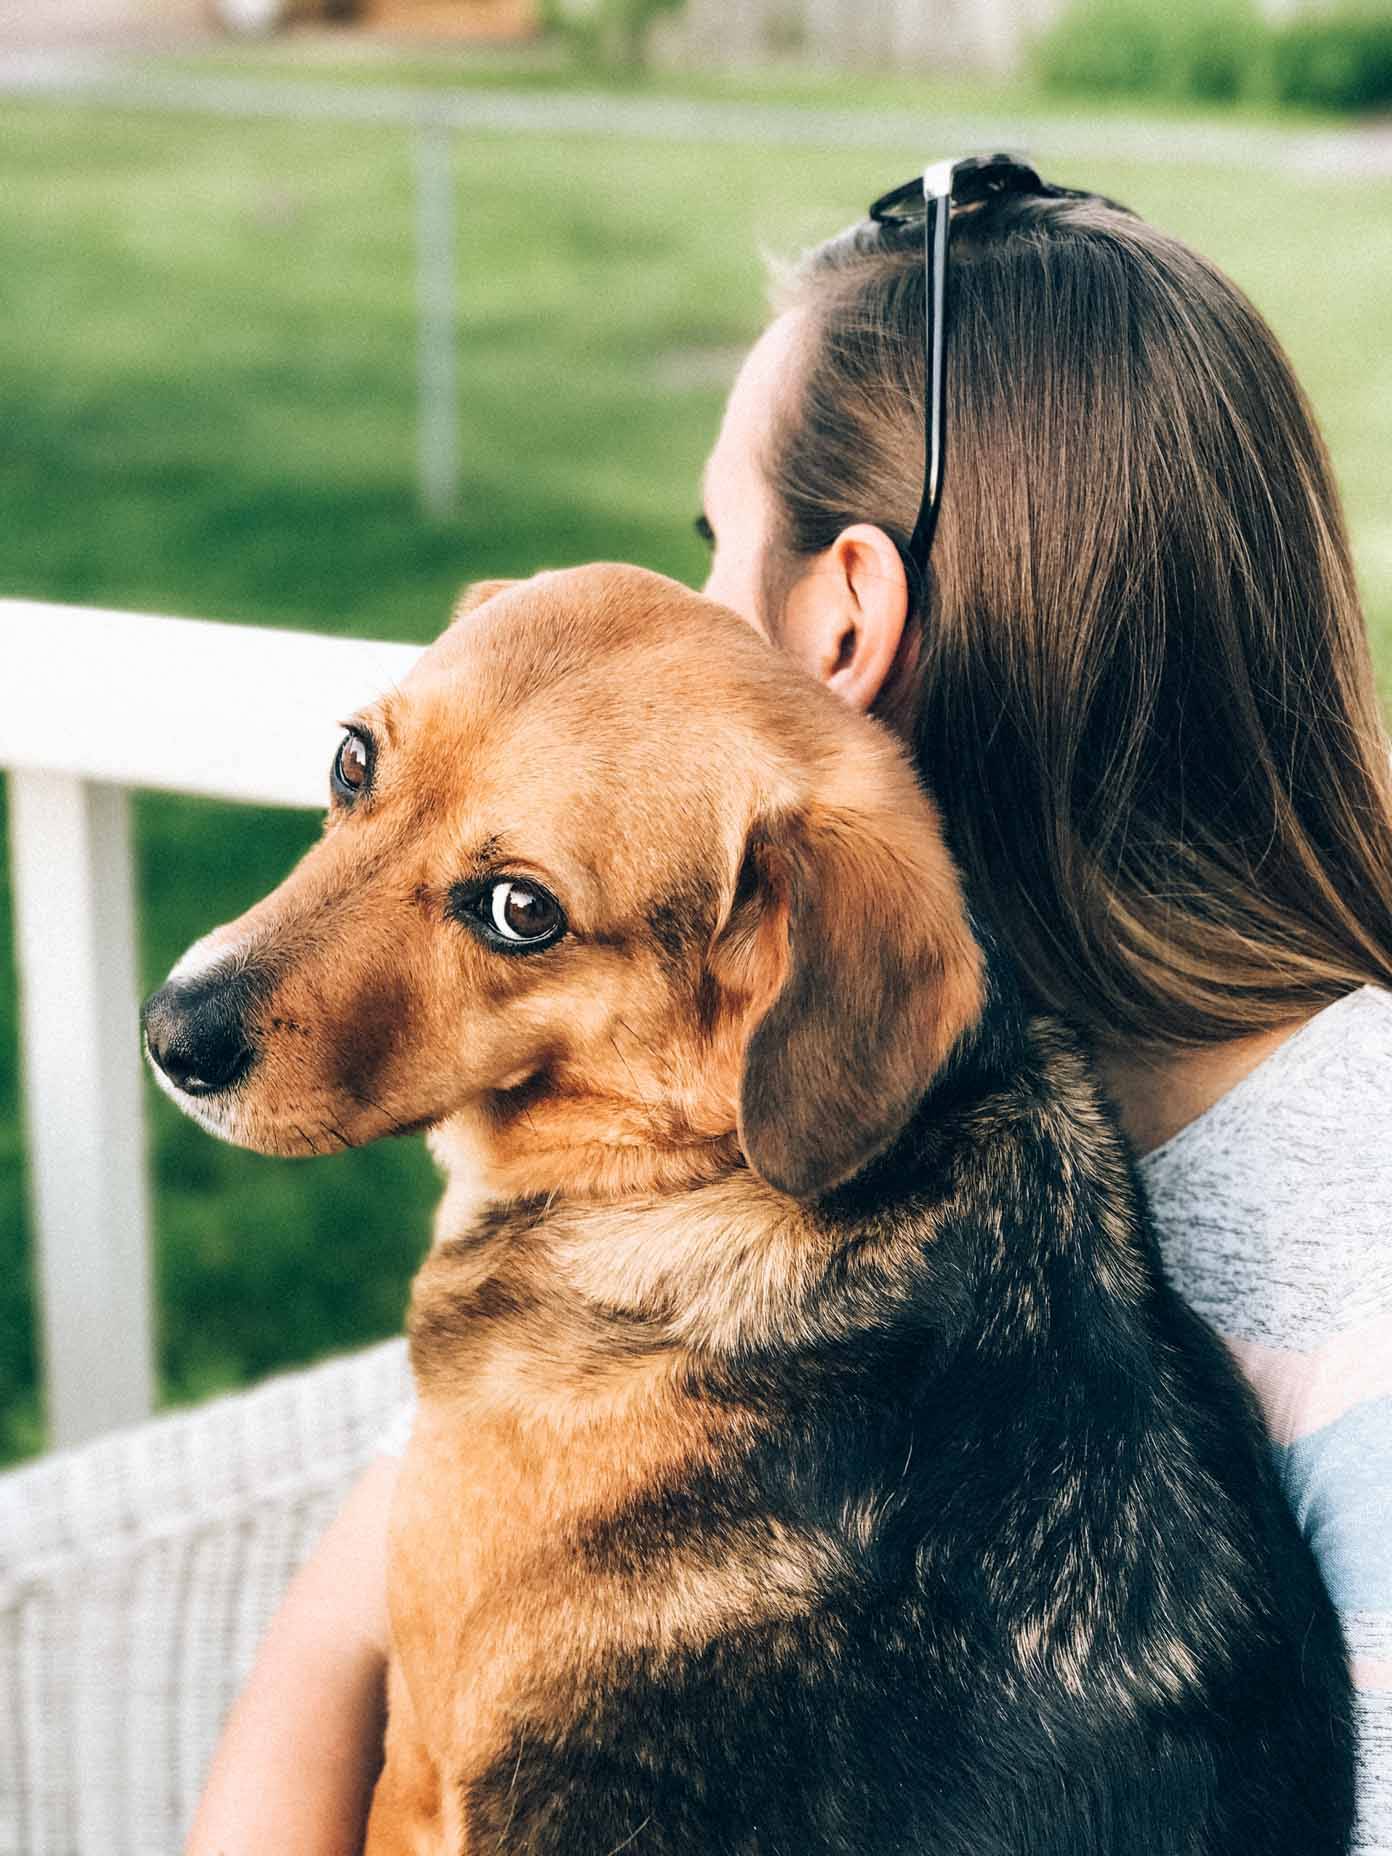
[387,1399,555,1774]
[386,1335,742,1778]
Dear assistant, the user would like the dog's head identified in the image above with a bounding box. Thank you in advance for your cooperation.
[143,565,983,1205]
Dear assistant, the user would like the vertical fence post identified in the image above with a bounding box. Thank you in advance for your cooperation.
[8,771,154,1446]
[414,116,459,520]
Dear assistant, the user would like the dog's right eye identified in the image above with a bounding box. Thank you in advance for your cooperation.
[447,877,567,954]
[331,730,372,803]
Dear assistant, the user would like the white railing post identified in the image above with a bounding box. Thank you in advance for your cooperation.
[7,770,155,1446]
[1,599,423,1452]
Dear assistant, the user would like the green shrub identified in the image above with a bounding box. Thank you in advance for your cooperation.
[1036,0,1265,103]
[541,0,686,68]
[1036,0,1392,112]
[1035,0,1165,97]
[1177,10,1268,101]
[1269,9,1392,110]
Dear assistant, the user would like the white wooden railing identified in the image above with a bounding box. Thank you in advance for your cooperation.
[0,600,422,1448]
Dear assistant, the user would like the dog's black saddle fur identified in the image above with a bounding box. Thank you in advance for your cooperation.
[467,958,1356,1854]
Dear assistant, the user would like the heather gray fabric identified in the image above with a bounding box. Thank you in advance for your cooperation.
[1141,986,1392,1854]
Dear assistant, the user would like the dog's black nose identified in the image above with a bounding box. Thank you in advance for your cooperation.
[142,971,257,1097]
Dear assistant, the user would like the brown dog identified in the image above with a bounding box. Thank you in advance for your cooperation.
[144,565,1352,1855]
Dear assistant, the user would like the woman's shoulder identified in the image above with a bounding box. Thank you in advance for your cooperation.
[1139,986,1392,1349]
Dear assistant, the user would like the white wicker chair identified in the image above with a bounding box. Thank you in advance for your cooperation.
[0,1339,411,1856]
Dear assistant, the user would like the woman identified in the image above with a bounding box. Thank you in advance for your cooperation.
[185,164,1392,1853]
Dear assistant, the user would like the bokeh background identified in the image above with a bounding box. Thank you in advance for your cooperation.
[2,0,1390,1463]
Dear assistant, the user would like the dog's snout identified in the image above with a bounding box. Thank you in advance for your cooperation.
[142,971,257,1097]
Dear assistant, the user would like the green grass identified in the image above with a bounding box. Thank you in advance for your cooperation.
[1,83,1389,1461]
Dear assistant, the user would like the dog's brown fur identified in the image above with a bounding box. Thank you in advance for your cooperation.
[166,569,980,1209]
[147,565,1351,1854]
[154,566,984,1851]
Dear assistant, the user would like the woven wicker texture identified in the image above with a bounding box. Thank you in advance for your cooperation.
[0,1339,410,1856]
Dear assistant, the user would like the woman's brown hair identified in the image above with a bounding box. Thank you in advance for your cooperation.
[764,188,1392,1047]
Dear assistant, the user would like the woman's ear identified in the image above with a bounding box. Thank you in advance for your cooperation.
[722,765,985,1201]
[780,524,909,715]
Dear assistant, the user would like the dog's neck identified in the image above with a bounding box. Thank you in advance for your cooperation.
[411,981,1029,1432]
[425,940,1027,1251]
[407,934,1033,1439]
[426,934,1026,1246]
[427,1109,748,1242]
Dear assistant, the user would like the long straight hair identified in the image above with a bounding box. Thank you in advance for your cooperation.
[764,190,1392,1046]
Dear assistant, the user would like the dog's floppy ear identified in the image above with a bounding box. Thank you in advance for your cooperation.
[725,784,985,1201]
[451,579,519,623]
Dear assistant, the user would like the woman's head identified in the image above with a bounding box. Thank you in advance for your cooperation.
[705,180,1392,1047]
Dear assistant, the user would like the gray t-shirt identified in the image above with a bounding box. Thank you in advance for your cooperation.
[381,987,1392,1846]
[1140,985,1392,1852]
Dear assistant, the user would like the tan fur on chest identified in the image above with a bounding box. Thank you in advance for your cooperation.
[377,1185,864,1848]
[382,1241,738,1820]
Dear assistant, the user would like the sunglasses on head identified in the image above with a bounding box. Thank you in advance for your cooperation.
[868,153,1048,581]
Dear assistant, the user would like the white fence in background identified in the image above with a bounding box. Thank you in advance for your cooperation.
[658,0,1333,69]
[658,0,1064,75]
[0,600,421,1447]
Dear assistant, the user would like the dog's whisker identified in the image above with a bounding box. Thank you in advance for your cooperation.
[614,1013,678,1090]
[493,1726,527,1852]
[601,1814,651,1856]
[343,1084,401,1139]
[607,1030,650,1104]
[341,1081,417,1143]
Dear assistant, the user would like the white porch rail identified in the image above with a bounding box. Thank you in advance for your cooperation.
[0,599,422,1448]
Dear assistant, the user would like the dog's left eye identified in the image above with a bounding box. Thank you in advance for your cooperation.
[332,730,372,802]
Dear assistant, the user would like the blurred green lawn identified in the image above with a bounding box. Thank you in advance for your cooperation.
[1,80,1389,1461]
